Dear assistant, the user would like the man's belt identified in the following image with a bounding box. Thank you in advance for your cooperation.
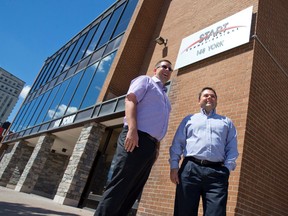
[123,126,158,143]
[185,156,223,167]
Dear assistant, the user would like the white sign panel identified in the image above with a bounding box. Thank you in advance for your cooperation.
[175,6,253,69]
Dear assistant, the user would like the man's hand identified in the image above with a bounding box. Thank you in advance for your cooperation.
[124,128,139,152]
[170,168,179,184]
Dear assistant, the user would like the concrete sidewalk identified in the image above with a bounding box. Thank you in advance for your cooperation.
[0,186,94,216]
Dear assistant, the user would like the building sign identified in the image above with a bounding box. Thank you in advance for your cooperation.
[53,114,76,128]
[175,6,253,69]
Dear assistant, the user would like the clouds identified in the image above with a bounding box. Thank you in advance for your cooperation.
[20,85,31,99]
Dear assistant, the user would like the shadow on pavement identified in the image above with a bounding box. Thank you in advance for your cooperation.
[0,201,81,216]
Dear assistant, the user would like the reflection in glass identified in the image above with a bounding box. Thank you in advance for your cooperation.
[84,16,110,57]
[80,52,116,109]
[73,25,98,64]
[54,48,69,77]
[19,97,40,130]
[97,4,125,49]
[52,72,83,119]
[43,80,70,122]
[10,104,27,132]
[28,91,49,126]
[103,35,123,56]
[35,87,59,125]
[65,34,87,68]
[112,0,138,38]
[67,62,99,114]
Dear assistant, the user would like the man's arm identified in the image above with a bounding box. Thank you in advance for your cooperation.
[124,93,139,152]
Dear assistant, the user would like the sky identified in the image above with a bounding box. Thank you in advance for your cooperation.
[0,0,116,122]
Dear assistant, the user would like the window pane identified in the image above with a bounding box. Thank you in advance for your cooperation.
[26,94,45,128]
[19,97,39,130]
[97,4,125,49]
[29,92,50,126]
[43,81,69,122]
[53,71,83,118]
[50,50,68,79]
[65,35,86,68]
[84,16,110,57]
[112,0,138,38]
[53,48,69,77]
[10,104,27,132]
[80,52,116,109]
[67,62,98,113]
[60,42,77,73]
[73,25,98,64]
[35,87,59,124]
[103,35,123,56]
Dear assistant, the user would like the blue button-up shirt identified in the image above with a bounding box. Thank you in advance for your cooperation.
[124,75,171,141]
[169,109,238,171]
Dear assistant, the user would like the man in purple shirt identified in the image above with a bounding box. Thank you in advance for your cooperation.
[169,87,238,216]
[95,60,172,216]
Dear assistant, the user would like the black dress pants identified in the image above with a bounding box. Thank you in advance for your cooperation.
[174,158,230,216]
[94,127,157,216]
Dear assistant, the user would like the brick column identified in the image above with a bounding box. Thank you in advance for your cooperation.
[53,122,105,207]
[0,140,28,186]
[15,134,55,193]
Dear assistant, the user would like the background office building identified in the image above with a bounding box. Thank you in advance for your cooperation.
[0,67,25,126]
[0,0,288,215]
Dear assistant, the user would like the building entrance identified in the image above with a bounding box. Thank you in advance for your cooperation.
[79,125,139,215]
[79,126,121,209]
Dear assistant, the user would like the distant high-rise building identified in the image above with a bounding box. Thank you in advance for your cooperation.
[0,67,25,124]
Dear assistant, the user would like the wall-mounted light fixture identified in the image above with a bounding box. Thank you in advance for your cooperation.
[155,36,168,46]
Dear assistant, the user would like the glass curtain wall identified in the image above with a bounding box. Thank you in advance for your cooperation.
[10,0,138,133]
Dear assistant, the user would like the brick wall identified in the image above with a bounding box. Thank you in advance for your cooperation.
[235,0,288,215]
[137,0,258,215]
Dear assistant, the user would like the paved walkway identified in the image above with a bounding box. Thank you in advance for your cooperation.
[0,186,94,216]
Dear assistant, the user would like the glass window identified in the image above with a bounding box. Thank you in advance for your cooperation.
[10,104,27,132]
[65,34,86,68]
[14,102,33,132]
[52,71,83,119]
[103,35,123,56]
[97,4,125,49]
[25,94,45,128]
[88,47,105,66]
[45,53,61,82]
[31,63,48,92]
[29,92,49,126]
[73,25,98,64]
[50,50,68,79]
[80,52,116,109]
[43,79,70,122]
[112,0,138,38]
[84,16,110,57]
[66,62,98,114]
[53,48,69,77]
[19,97,39,130]
[35,87,59,125]
[59,42,77,74]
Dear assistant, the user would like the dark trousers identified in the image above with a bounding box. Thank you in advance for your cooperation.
[94,127,157,216]
[174,158,230,216]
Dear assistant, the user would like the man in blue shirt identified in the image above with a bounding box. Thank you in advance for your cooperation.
[95,60,172,216]
[169,87,238,216]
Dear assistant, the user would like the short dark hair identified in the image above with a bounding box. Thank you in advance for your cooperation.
[154,59,172,68]
[198,87,217,100]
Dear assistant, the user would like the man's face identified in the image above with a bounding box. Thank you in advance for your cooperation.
[154,62,172,84]
[199,89,217,112]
